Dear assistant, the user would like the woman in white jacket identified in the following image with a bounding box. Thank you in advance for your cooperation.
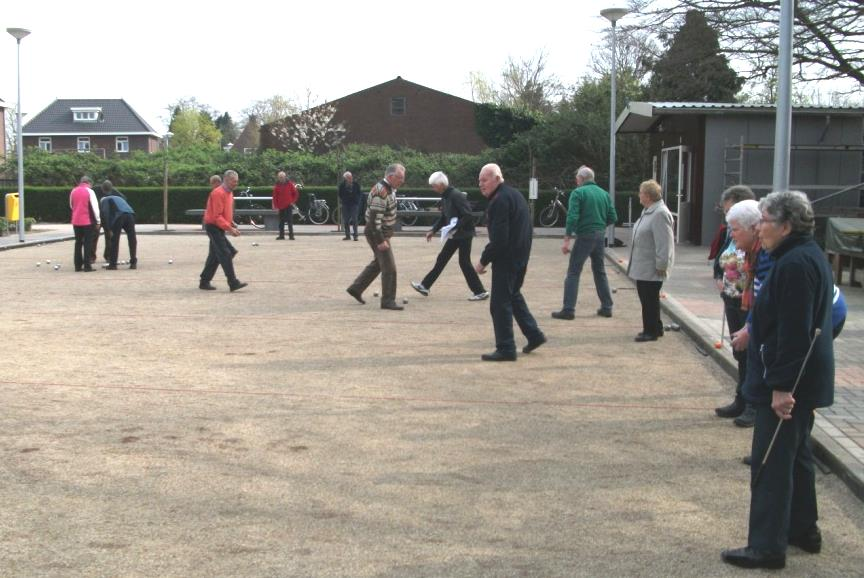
[626,179,675,342]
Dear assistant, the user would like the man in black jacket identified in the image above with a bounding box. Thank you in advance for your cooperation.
[411,171,488,301]
[338,171,362,241]
[474,164,545,361]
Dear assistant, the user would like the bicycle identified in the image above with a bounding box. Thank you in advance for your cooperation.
[538,187,568,227]
[234,187,266,229]
[397,198,420,226]
[292,191,331,225]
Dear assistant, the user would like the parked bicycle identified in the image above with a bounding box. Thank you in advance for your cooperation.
[538,187,568,227]
[234,187,266,230]
[397,198,420,226]
[292,191,331,225]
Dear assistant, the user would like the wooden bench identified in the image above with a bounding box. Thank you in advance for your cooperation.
[184,208,280,231]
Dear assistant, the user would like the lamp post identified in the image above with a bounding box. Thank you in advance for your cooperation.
[223,142,234,153]
[772,0,793,192]
[7,27,31,243]
[600,7,629,248]
[162,131,173,231]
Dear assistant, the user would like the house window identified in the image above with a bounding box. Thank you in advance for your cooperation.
[391,97,406,116]
[115,137,129,153]
[38,137,52,152]
[77,137,91,153]
[71,107,102,123]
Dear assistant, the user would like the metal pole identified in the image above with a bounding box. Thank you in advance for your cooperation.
[772,0,794,192]
[608,19,618,247]
[15,37,25,242]
[162,136,169,231]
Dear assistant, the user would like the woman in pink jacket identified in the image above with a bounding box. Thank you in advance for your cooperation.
[69,176,100,272]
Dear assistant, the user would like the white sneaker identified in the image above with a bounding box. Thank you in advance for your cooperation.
[411,281,430,296]
[469,291,490,301]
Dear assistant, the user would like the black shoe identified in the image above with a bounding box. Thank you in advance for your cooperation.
[289,236,295,240]
[551,310,575,320]
[346,288,365,304]
[596,308,612,318]
[481,351,517,362]
[83,266,95,273]
[381,303,404,311]
[734,405,756,428]
[715,397,746,418]
[199,282,217,291]
[634,333,658,342]
[742,455,752,466]
[721,547,785,569]
[343,236,351,241]
[276,236,285,240]
[229,281,248,292]
[523,334,547,354]
[789,525,821,554]
[106,264,118,270]
[129,262,137,270]
[353,237,358,241]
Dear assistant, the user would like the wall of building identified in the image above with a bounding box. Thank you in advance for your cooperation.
[22,135,157,156]
[702,113,863,245]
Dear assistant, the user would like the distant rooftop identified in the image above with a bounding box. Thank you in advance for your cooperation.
[22,98,159,135]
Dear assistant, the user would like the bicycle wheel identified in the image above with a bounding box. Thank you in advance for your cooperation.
[538,205,559,227]
[309,203,330,225]
[332,205,342,225]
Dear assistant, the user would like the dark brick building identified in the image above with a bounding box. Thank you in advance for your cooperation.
[261,77,488,154]
[22,99,161,157]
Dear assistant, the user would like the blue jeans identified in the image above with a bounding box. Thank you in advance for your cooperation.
[562,231,613,313]
[490,261,543,355]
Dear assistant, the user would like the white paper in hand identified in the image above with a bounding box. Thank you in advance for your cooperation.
[439,217,459,243]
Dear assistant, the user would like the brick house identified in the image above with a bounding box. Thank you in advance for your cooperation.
[260,77,488,154]
[22,99,161,157]
[0,98,7,159]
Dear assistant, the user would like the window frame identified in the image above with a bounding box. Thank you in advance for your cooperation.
[115,136,130,153]
[77,137,91,153]
[38,137,52,152]
[390,96,406,116]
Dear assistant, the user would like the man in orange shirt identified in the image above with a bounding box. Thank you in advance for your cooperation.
[199,169,248,292]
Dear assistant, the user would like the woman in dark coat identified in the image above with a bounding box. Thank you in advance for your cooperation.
[722,191,834,570]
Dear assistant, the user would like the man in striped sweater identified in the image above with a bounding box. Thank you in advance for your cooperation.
[347,163,405,310]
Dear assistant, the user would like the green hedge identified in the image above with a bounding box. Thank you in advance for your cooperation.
[19,185,636,226]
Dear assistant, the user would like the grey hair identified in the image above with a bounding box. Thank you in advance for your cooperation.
[385,163,405,177]
[481,163,503,180]
[725,199,760,229]
[223,169,239,181]
[428,171,449,187]
[721,184,755,204]
[343,171,352,179]
[80,176,92,184]
[576,166,595,181]
[759,191,815,234]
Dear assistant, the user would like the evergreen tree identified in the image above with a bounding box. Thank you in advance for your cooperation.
[214,112,238,147]
[649,10,743,102]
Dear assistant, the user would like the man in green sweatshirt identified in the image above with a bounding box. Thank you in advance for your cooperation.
[552,166,617,320]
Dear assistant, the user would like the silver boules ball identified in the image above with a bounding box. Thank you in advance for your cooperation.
[402,298,408,304]
[373,292,379,297]
[53,265,60,271]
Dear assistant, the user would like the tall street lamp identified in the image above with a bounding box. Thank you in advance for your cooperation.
[7,27,31,243]
[600,7,629,248]
[162,131,173,231]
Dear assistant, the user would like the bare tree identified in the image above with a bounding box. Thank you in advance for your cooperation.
[5,103,17,155]
[498,51,565,114]
[590,27,660,84]
[266,103,346,154]
[632,0,864,88]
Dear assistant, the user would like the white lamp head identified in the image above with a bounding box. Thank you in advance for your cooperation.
[600,8,630,24]
[7,28,31,41]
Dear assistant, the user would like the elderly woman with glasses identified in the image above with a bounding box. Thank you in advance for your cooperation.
[722,191,835,571]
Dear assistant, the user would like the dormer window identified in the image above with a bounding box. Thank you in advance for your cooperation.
[71,107,102,123]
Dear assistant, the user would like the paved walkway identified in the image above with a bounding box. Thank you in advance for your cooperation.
[608,226,864,500]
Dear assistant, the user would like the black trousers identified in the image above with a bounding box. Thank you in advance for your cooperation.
[278,206,294,239]
[200,224,239,284]
[490,261,543,355]
[636,280,664,337]
[422,236,485,295]
[342,203,359,238]
[109,214,138,266]
[89,223,100,263]
[722,294,748,395]
[748,407,818,554]
[73,225,94,271]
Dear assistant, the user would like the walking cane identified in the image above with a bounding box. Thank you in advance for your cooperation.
[751,328,822,489]
[715,307,727,349]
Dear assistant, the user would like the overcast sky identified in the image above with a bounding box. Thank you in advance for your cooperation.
[2,0,621,133]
